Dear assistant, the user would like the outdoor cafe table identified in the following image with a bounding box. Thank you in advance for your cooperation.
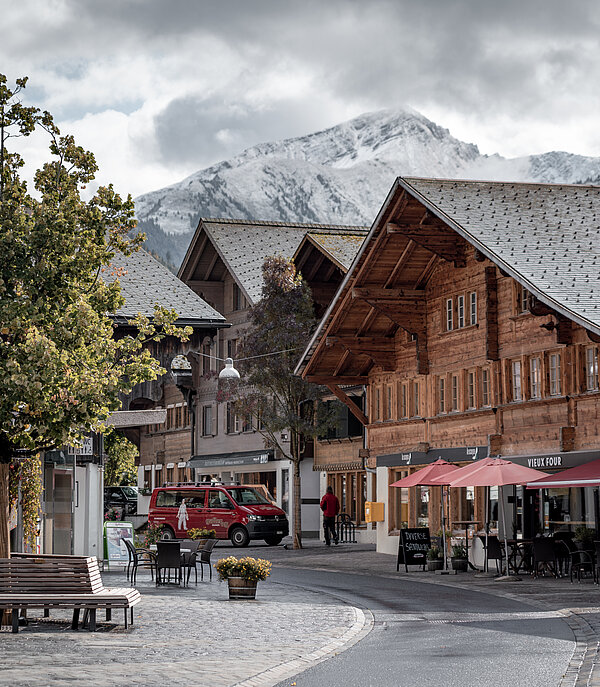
[452,520,480,571]
[506,539,533,574]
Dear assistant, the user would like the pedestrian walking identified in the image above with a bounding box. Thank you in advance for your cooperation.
[177,498,189,531]
[320,486,340,546]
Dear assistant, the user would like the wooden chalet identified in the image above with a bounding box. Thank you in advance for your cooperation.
[296,177,600,556]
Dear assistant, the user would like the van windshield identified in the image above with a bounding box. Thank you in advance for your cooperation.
[226,488,270,505]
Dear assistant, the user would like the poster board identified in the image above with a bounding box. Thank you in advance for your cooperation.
[397,527,431,572]
[104,521,134,568]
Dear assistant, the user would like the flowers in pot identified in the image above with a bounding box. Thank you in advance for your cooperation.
[216,556,272,599]
[187,527,217,539]
[142,522,165,547]
[427,546,443,571]
[451,544,468,572]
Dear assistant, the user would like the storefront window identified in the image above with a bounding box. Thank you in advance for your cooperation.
[328,471,367,525]
[543,487,596,534]
[417,486,429,527]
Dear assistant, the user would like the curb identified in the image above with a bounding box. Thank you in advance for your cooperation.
[231,582,374,687]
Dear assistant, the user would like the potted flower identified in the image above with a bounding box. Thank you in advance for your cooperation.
[142,522,165,547]
[187,527,217,547]
[574,526,595,552]
[427,546,443,571]
[451,544,468,572]
[215,556,272,599]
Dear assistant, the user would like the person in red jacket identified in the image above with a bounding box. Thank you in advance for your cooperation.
[320,486,340,546]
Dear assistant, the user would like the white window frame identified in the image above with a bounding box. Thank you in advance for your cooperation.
[446,298,453,331]
[202,405,212,436]
[439,377,445,414]
[451,375,459,411]
[467,371,475,409]
[530,357,541,399]
[586,347,598,391]
[482,368,490,407]
[549,353,561,396]
[457,295,465,328]
[470,292,477,325]
[512,360,523,401]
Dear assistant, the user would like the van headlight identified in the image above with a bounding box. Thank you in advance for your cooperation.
[247,515,264,521]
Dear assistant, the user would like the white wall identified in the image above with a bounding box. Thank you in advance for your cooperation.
[376,465,397,555]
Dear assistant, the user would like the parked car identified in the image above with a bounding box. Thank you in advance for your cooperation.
[104,485,139,519]
[148,483,289,547]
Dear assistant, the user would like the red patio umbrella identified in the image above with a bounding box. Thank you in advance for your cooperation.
[428,457,496,485]
[391,459,460,570]
[526,457,600,489]
[444,459,549,576]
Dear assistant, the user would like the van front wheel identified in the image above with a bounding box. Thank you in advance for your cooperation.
[230,526,250,548]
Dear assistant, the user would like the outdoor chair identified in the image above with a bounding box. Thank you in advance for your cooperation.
[122,538,156,585]
[197,539,217,581]
[156,541,182,586]
[179,540,201,586]
[553,532,576,577]
[531,537,558,578]
[594,541,600,585]
[485,535,506,575]
[568,544,594,583]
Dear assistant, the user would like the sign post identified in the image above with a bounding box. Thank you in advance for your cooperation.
[397,527,431,572]
[104,521,134,569]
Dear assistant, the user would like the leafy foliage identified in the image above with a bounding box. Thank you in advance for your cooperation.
[215,555,272,581]
[142,522,165,547]
[104,430,138,486]
[187,527,216,540]
[7,455,42,549]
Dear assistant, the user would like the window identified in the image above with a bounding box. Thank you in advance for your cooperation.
[202,405,213,436]
[232,283,245,311]
[451,375,459,411]
[242,415,253,433]
[482,368,490,406]
[470,292,477,325]
[549,354,561,396]
[388,468,408,531]
[586,347,598,391]
[439,377,446,414]
[400,383,408,418]
[446,298,453,331]
[457,295,465,328]
[201,342,212,374]
[385,385,393,421]
[530,357,541,399]
[467,371,475,409]
[227,338,237,360]
[412,381,420,417]
[226,403,241,433]
[512,360,523,401]
[329,471,367,525]
[516,284,533,314]
[374,387,381,421]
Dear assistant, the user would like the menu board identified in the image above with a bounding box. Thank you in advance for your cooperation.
[104,521,134,567]
[397,527,431,572]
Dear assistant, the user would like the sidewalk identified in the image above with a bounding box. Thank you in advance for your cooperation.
[0,558,364,687]
[3,541,600,687]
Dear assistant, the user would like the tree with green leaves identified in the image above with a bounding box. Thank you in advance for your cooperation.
[0,74,190,555]
[103,431,138,486]
[233,256,334,549]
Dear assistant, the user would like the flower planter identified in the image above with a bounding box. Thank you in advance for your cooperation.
[451,557,468,572]
[427,559,444,572]
[227,577,258,600]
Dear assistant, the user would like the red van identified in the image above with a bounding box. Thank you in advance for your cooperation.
[148,483,289,547]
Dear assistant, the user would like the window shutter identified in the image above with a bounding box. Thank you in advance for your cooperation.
[212,403,218,436]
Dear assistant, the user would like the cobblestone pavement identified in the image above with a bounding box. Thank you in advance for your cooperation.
[0,563,365,687]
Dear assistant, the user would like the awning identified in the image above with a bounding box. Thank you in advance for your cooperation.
[527,457,600,489]
[188,450,274,469]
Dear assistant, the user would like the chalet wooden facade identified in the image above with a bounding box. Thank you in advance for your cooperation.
[296,177,600,555]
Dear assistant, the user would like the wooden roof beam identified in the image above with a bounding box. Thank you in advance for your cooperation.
[305,252,326,281]
[203,250,219,281]
[327,336,396,371]
[387,222,466,267]
[326,384,368,426]
[307,375,368,385]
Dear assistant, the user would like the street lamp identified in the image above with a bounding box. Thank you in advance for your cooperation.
[219,357,240,380]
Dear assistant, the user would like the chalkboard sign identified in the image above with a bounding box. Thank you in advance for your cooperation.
[104,521,134,568]
[397,527,431,572]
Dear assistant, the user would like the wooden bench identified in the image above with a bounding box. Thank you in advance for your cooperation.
[0,554,141,633]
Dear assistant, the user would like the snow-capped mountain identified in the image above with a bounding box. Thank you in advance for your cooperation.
[135,108,600,268]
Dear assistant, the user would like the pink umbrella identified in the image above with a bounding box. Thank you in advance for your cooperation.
[444,458,549,576]
[391,459,460,570]
[428,457,496,485]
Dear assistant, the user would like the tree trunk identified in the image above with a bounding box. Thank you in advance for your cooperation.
[292,457,302,549]
[0,463,9,558]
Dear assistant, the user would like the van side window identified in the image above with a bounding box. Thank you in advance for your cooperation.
[156,491,177,507]
[208,490,232,508]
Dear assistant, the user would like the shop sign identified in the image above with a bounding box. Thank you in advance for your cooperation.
[378,446,487,468]
[506,450,600,471]
[189,450,273,468]
[68,436,93,456]
[397,527,431,572]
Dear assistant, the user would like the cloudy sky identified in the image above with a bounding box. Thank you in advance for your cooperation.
[4,0,600,198]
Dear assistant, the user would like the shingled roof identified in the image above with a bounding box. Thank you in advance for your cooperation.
[402,177,600,332]
[105,249,225,326]
[296,176,600,375]
[302,230,368,271]
[184,219,366,304]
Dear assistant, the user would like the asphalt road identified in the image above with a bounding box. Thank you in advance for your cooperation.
[270,567,575,687]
